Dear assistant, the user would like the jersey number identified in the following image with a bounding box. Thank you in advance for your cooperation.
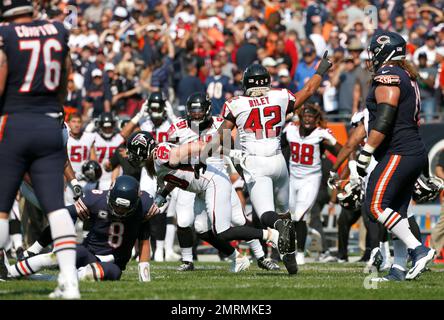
[244,106,282,139]
[207,82,223,99]
[290,142,314,165]
[108,222,124,249]
[70,146,88,163]
[96,146,118,163]
[19,39,62,92]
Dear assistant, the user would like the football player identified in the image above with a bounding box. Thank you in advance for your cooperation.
[354,31,435,280]
[197,53,333,274]
[0,1,79,298]
[3,176,154,282]
[282,103,341,265]
[167,93,279,271]
[126,131,285,273]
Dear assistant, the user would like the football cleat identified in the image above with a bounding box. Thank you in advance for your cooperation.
[367,247,383,271]
[296,252,306,265]
[0,250,8,281]
[371,266,406,282]
[49,274,80,299]
[406,246,435,280]
[275,219,295,254]
[282,252,298,275]
[165,251,181,262]
[177,261,194,272]
[231,255,250,273]
[257,257,280,271]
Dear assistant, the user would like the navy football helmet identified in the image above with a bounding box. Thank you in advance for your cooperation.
[367,31,406,72]
[126,131,156,168]
[1,0,33,18]
[412,175,444,203]
[108,175,140,219]
[337,179,365,211]
[186,92,212,127]
[242,64,271,96]
[81,160,102,183]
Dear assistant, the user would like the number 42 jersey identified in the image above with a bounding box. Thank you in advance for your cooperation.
[222,88,295,156]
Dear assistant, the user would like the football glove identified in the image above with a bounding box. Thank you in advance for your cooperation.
[356,145,375,177]
[138,262,151,282]
[315,51,333,76]
[194,161,207,179]
[70,179,83,201]
[154,194,167,208]
[327,171,340,190]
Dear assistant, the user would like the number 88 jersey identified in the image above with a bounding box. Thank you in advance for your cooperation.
[222,88,295,157]
[284,122,337,179]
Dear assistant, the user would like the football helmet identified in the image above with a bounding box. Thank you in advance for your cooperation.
[126,131,156,168]
[147,92,167,125]
[242,64,271,97]
[337,179,365,211]
[186,92,212,128]
[368,30,406,72]
[81,160,102,183]
[108,175,140,219]
[412,175,444,203]
[1,0,33,18]
[300,104,320,131]
[97,112,117,139]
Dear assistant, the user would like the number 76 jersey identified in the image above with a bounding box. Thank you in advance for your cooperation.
[222,88,295,156]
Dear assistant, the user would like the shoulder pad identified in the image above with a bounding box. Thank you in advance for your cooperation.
[373,66,401,85]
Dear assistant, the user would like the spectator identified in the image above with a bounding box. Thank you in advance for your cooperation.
[262,57,279,87]
[391,16,409,41]
[83,69,112,119]
[218,50,237,81]
[417,53,438,122]
[294,45,318,92]
[83,0,105,24]
[377,7,392,31]
[205,60,233,115]
[333,56,358,115]
[176,64,205,112]
[348,39,371,114]
[151,34,175,99]
[277,69,297,92]
[413,33,444,67]
[235,35,259,71]
[64,78,83,112]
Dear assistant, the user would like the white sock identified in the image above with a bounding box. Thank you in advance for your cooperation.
[0,219,9,249]
[380,241,390,262]
[47,209,77,282]
[165,225,176,254]
[393,238,408,269]
[156,240,165,253]
[9,252,57,278]
[389,218,421,249]
[262,229,269,241]
[10,234,23,249]
[181,247,193,263]
[247,239,265,259]
[26,241,44,255]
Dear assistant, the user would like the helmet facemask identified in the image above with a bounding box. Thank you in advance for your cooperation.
[107,191,139,220]
[148,102,166,126]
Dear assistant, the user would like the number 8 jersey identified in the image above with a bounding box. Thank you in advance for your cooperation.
[284,122,337,179]
[222,88,295,156]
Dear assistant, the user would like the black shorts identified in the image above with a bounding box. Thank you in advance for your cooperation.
[0,113,66,213]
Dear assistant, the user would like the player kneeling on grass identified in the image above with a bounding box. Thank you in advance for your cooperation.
[2,175,154,282]
[126,131,288,273]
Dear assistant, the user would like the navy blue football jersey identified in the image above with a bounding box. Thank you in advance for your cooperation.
[365,64,426,161]
[205,75,233,115]
[71,189,153,270]
[0,20,69,115]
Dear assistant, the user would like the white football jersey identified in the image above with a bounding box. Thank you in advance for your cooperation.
[153,142,216,194]
[222,88,295,156]
[284,123,337,179]
[167,116,225,170]
[140,118,171,143]
[94,132,125,189]
[67,132,96,174]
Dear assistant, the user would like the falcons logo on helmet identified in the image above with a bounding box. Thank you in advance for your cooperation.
[132,133,148,147]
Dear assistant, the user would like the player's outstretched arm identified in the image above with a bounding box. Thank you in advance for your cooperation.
[169,140,206,167]
[332,124,367,172]
[200,119,236,162]
[293,51,332,110]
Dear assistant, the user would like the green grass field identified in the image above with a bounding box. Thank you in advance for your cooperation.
[1,260,444,300]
